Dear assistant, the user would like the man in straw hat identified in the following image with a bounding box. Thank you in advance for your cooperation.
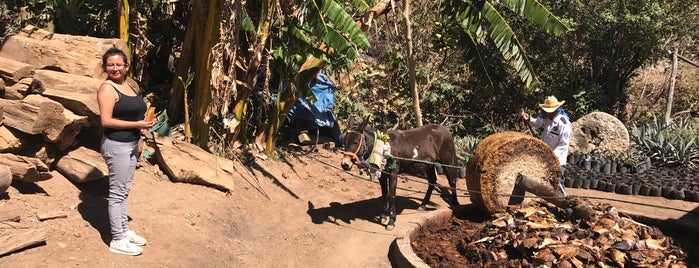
[520,96,572,196]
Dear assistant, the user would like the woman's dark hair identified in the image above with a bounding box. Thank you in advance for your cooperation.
[102,47,129,66]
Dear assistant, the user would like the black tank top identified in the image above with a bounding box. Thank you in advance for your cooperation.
[103,81,146,142]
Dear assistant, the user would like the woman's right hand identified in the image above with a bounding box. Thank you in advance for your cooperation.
[140,119,157,129]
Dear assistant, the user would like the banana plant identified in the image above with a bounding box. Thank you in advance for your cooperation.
[434,0,571,92]
[238,0,375,155]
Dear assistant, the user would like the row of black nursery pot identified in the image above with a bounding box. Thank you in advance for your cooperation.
[564,152,699,202]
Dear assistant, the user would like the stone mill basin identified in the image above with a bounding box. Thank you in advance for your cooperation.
[390,190,699,267]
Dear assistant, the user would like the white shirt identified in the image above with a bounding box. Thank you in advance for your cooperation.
[527,113,572,165]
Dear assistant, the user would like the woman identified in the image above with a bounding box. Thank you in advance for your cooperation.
[520,96,572,196]
[97,47,155,256]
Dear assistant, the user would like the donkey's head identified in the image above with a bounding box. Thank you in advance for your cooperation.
[340,116,370,171]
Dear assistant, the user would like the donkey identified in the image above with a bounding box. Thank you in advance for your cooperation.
[340,119,461,230]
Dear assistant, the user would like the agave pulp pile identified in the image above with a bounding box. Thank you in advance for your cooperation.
[412,200,688,267]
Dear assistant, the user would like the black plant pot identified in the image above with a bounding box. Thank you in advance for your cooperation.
[689,191,699,202]
[581,178,591,189]
[632,183,642,195]
[605,182,616,192]
[671,189,686,200]
[589,179,599,189]
[650,186,662,196]
[639,184,652,196]
[619,165,628,174]
[573,178,584,189]
[662,186,674,198]
[602,163,611,175]
[684,189,694,202]
[597,180,608,191]
[617,183,632,195]
[567,154,576,165]
[565,177,574,188]
[591,160,600,172]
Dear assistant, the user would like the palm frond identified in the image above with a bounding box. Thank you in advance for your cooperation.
[320,0,370,49]
[481,1,540,91]
[347,0,371,11]
[498,0,571,35]
[322,26,358,60]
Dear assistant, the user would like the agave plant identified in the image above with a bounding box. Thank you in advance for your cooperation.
[630,114,699,168]
[454,135,481,155]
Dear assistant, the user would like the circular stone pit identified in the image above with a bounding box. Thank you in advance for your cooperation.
[392,204,697,267]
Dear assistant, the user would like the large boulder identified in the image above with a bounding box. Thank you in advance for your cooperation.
[0,25,128,78]
[55,146,108,183]
[153,133,236,192]
[570,112,629,154]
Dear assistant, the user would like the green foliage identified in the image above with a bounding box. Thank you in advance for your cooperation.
[454,135,480,156]
[1,0,117,36]
[434,0,571,92]
[0,0,56,35]
[520,0,688,119]
[630,114,699,168]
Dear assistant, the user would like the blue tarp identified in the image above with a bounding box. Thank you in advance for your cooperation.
[287,71,343,146]
[289,72,337,128]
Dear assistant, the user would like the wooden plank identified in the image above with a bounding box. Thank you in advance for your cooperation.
[0,164,10,195]
[0,229,47,256]
[0,221,28,230]
[37,211,67,221]
[0,208,21,223]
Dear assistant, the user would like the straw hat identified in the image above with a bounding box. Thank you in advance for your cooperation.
[539,96,565,113]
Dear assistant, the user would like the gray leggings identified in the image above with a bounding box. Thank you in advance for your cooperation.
[101,136,139,241]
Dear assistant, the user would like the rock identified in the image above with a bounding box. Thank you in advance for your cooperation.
[153,133,236,192]
[0,25,127,78]
[569,112,629,154]
[55,146,108,183]
[0,94,89,151]
[0,165,11,195]
[0,153,51,182]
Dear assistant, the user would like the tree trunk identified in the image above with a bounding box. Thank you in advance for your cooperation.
[402,0,421,126]
[166,1,200,124]
[190,0,222,147]
[118,0,130,54]
[664,47,678,126]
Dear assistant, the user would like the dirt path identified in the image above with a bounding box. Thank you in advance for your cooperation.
[1,147,698,267]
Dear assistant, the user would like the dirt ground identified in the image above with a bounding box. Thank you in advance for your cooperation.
[1,145,698,268]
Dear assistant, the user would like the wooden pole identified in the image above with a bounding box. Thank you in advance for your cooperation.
[664,47,678,126]
[516,175,594,221]
[402,0,421,126]
[677,53,699,68]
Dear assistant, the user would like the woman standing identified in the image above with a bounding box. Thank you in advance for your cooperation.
[97,47,155,256]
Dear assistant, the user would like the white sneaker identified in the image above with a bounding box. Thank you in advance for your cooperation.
[125,230,147,246]
[109,238,143,256]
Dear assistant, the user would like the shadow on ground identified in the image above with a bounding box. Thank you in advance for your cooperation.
[73,178,111,245]
[306,196,423,229]
[10,180,47,195]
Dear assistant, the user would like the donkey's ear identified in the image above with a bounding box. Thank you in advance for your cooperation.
[347,117,355,129]
[358,115,370,130]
